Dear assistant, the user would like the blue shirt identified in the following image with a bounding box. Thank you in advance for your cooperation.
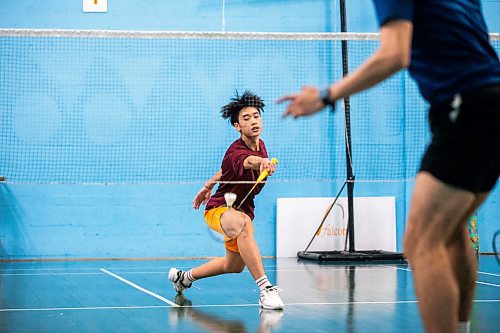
[373,0,500,105]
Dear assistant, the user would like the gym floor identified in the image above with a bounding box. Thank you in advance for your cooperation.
[1,257,499,333]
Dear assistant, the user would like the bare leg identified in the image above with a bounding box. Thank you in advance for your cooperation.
[236,219,266,280]
[192,209,266,281]
[191,249,245,279]
[220,209,266,280]
[404,172,483,333]
[446,193,487,321]
[447,226,477,323]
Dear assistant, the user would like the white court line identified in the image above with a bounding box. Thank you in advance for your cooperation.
[0,266,178,272]
[0,264,408,273]
[1,299,499,313]
[478,271,500,277]
[99,269,178,307]
[0,268,99,272]
[1,266,402,276]
[0,270,172,276]
[477,281,500,288]
[0,267,168,272]
[392,266,500,288]
[0,305,172,312]
[0,272,105,276]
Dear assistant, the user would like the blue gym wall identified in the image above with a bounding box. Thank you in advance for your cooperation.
[1,0,499,259]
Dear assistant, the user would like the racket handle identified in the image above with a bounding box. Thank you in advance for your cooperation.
[236,158,278,210]
[257,158,278,183]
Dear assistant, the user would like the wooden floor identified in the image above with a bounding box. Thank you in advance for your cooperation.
[0,256,499,332]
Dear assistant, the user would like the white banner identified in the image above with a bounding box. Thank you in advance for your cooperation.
[276,197,396,257]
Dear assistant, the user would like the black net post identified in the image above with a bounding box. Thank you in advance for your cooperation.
[297,0,405,263]
[340,0,356,252]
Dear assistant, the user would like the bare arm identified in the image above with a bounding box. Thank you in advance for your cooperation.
[329,20,412,100]
[205,169,222,189]
[243,156,276,175]
[193,169,222,210]
[278,20,413,118]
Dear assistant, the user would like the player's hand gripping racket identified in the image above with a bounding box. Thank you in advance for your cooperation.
[236,158,278,210]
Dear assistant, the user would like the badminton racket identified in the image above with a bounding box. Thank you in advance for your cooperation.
[236,157,278,210]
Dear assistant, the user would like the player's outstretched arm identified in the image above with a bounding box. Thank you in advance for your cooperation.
[193,169,222,209]
[243,156,276,176]
[278,19,412,119]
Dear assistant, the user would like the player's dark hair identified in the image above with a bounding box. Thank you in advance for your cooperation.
[221,90,265,124]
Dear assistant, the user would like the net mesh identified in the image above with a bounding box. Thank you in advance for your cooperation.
[347,40,430,181]
[0,30,498,184]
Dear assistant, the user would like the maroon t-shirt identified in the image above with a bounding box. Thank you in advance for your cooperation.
[205,138,268,220]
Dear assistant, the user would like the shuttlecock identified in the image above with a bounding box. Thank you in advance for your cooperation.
[224,192,237,209]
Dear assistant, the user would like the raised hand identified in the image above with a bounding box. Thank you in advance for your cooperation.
[277,86,326,119]
[193,186,213,210]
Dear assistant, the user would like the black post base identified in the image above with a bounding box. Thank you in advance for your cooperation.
[297,250,406,263]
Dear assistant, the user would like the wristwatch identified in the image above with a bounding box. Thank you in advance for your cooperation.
[320,88,336,109]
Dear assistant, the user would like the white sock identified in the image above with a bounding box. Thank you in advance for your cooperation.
[458,321,470,333]
[182,269,196,285]
[255,275,272,291]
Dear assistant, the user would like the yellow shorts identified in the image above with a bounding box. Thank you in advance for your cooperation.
[204,206,253,253]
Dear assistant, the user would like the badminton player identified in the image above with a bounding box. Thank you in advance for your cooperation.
[169,90,284,310]
[278,1,500,332]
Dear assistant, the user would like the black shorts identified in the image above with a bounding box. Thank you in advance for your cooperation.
[419,84,500,193]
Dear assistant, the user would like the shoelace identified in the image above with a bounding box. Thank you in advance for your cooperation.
[173,270,182,283]
[173,271,192,288]
[264,286,282,293]
[179,272,192,288]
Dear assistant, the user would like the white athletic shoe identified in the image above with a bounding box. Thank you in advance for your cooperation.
[168,268,192,294]
[259,286,284,310]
